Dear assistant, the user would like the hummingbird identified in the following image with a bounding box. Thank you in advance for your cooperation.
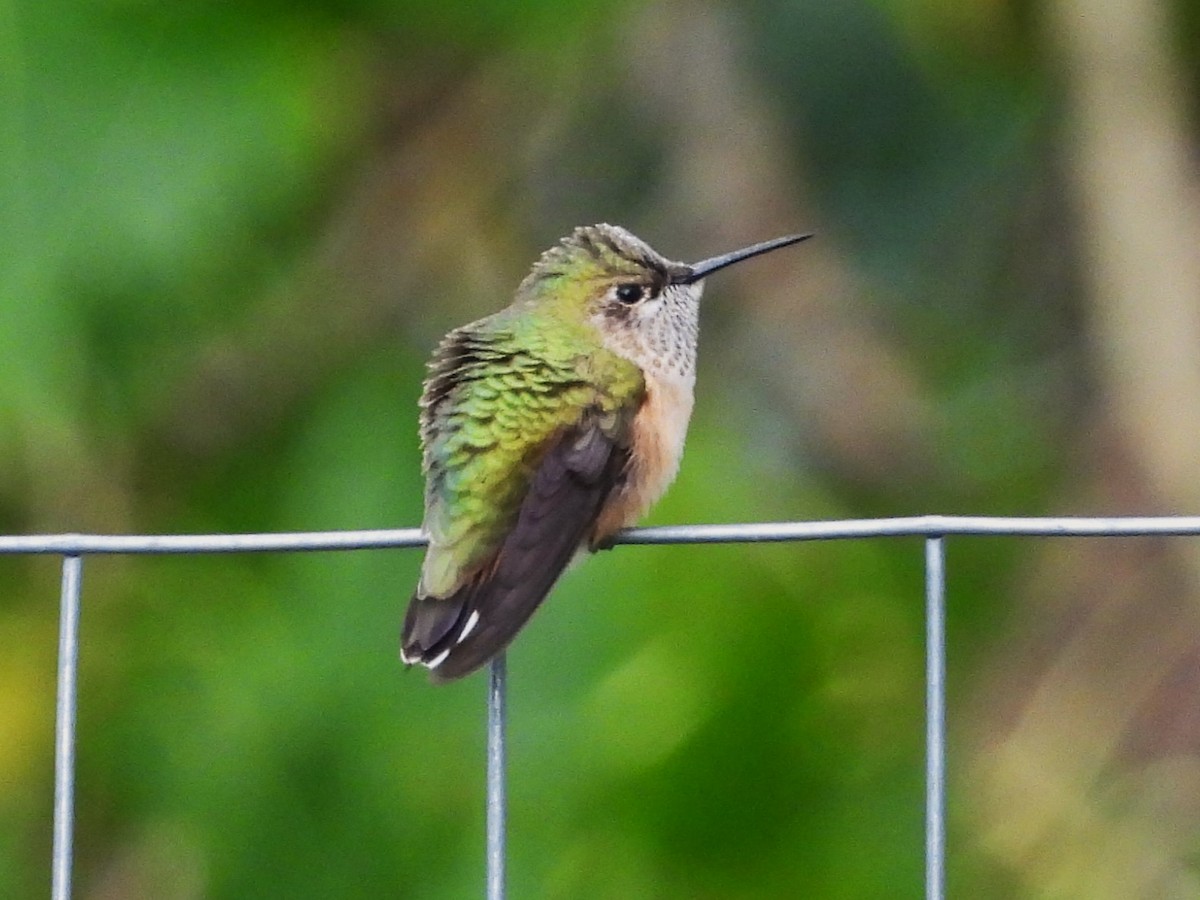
[401,224,810,682]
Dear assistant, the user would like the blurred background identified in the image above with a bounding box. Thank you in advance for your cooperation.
[3,0,1200,896]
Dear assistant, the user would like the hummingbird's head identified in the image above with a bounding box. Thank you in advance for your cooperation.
[519,224,811,379]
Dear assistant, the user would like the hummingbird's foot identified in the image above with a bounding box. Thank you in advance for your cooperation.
[591,533,620,552]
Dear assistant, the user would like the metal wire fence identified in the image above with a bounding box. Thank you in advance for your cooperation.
[7,514,1200,900]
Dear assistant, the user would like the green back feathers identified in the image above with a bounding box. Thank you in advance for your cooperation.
[415,224,684,597]
[418,306,643,597]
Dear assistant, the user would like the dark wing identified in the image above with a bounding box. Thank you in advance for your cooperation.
[401,409,630,682]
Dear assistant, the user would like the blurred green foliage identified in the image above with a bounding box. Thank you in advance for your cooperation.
[4,0,1198,897]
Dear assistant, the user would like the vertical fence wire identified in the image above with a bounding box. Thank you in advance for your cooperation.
[924,537,946,900]
[486,655,507,900]
[52,556,83,900]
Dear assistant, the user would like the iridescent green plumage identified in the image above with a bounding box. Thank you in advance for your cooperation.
[418,303,644,598]
[401,223,810,681]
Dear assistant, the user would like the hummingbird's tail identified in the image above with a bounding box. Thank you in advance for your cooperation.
[399,497,594,682]
[400,592,478,673]
[400,413,631,682]
[399,546,571,684]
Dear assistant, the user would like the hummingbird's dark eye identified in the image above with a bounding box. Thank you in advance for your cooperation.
[615,283,644,304]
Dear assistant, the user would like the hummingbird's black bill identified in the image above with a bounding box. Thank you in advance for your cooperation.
[676,232,813,284]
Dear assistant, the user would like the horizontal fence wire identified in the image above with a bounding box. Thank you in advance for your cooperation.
[6,515,1200,557]
[12,515,1200,900]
